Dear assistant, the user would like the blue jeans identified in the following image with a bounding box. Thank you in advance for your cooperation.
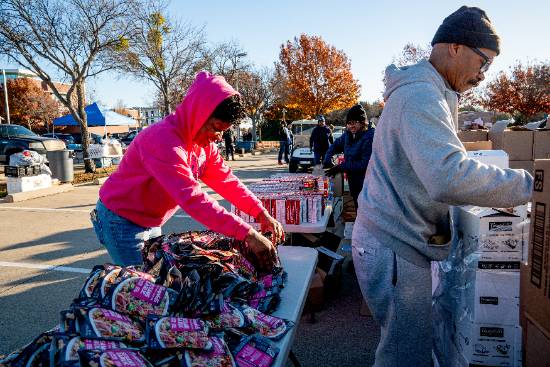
[278,141,289,163]
[91,200,161,266]
[313,150,325,165]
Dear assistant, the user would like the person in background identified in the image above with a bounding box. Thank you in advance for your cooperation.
[323,104,375,208]
[277,121,292,165]
[309,115,333,165]
[92,71,283,272]
[352,6,533,366]
[222,128,235,161]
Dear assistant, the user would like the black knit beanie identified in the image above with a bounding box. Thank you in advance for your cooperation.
[431,6,500,55]
[346,104,367,123]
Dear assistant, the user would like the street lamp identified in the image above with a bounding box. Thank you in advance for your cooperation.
[235,52,247,92]
[1,69,10,124]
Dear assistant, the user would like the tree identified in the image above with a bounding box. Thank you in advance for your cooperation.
[393,43,432,67]
[237,67,281,141]
[113,2,208,116]
[0,78,61,132]
[480,61,550,123]
[0,0,136,172]
[206,40,250,88]
[277,34,360,118]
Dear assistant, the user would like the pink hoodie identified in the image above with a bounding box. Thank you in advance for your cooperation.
[99,71,264,240]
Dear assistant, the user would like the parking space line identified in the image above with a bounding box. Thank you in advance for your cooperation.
[0,261,90,274]
[0,207,91,213]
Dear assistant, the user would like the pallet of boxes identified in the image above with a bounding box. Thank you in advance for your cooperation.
[5,150,52,194]
[521,159,550,367]
[433,150,527,367]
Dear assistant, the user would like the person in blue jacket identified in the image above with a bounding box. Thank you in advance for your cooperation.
[323,104,375,208]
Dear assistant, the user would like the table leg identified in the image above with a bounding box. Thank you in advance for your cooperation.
[289,350,302,367]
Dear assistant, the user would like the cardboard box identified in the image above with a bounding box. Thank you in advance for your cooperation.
[458,130,489,142]
[463,141,493,151]
[305,271,324,312]
[6,174,52,194]
[467,150,509,169]
[523,159,550,331]
[509,160,534,175]
[454,320,522,367]
[454,206,525,266]
[489,129,534,161]
[456,270,520,325]
[525,315,550,367]
[533,129,550,159]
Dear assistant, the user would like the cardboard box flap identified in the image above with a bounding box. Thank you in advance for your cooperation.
[462,206,521,218]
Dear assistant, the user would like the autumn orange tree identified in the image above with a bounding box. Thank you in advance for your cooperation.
[277,34,360,118]
[0,78,61,132]
[481,61,549,122]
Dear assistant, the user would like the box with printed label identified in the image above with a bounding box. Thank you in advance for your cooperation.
[533,129,550,159]
[454,206,525,266]
[522,159,550,331]
[467,150,509,169]
[456,270,519,326]
[453,320,522,367]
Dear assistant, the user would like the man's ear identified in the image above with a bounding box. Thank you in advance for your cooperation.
[448,43,461,59]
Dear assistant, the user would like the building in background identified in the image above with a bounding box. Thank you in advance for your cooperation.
[133,107,163,126]
[1,68,70,101]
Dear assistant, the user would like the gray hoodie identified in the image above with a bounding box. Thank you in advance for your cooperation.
[355,59,533,268]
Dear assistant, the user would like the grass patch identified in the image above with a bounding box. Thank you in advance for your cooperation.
[72,165,118,184]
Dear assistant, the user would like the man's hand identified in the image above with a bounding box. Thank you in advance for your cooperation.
[256,210,284,244]
[245,228,279,273]
[325,164,342,177]
[323,161,335,169]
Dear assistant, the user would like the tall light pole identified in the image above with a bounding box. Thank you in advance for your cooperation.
[235,52,247,92]
[2,69,10,124]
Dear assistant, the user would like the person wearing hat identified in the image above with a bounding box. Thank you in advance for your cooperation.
[323,104,375,208]
[309,115,333,165]
[351,6,533,366]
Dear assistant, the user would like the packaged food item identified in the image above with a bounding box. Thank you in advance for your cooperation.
[232,335,279,367]
[203,303,245,330]
[246,294,281,314]
[239,306,291,340]
[145,316,211,350]
[52,333,127,366]
[0,331,53,367]
[78,349,152,367]
[75,307,145,344]
[102,277,176,319]
[184,335,235,367]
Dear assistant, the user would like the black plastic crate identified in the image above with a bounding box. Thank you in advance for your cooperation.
[5,165,41,177]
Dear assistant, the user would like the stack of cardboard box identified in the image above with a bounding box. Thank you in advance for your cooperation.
[433,151,527,367]
[520,159,550,366]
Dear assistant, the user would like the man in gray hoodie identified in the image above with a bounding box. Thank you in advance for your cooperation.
[352,6,533,366]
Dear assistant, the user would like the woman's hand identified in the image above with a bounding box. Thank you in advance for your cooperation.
[245,228,278,272]
[256,210,284,244]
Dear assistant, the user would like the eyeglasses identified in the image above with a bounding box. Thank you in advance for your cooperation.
[468,46,492,73]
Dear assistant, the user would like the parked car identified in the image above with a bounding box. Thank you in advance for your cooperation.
[69,132,104,145]
[42,133,81,151]
[0,124,66,164]
[288,120,317,173]
[119,130,139,146]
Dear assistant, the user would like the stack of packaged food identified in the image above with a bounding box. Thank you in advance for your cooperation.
[233,174,331,226]
[0,231,290,367]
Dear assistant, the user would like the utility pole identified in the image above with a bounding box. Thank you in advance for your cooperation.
[2,69,10,124]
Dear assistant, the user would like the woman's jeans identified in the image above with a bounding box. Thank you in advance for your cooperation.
[90,200,161,266]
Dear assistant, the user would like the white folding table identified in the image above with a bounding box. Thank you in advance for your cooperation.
[271,246,318,366]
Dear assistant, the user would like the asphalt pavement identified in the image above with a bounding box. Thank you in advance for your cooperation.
[0,152,379,366]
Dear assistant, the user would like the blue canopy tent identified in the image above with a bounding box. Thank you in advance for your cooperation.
[53,102,136,135]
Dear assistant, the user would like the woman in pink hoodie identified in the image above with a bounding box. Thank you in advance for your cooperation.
[91,71,282,271]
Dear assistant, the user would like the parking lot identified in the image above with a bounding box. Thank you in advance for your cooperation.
[0,152,377,366]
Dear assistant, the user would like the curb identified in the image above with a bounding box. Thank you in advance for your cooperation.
[4,183,74,203]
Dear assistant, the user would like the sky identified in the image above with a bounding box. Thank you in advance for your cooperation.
[7,0,550,109]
